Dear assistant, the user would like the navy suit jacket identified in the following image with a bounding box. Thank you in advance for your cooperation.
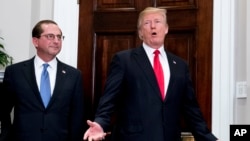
[0,57,85,141]
[94,46,217,141]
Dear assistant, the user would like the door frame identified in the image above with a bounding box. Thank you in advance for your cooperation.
[212,0,235,140]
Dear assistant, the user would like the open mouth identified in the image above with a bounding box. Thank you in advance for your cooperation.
[152,32,157,36]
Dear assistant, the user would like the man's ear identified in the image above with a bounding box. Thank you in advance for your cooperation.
[165,24,169,34]
[32,37,39,48]
[138,30,143,39]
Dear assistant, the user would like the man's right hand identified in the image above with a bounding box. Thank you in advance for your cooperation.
[83,120,107,141]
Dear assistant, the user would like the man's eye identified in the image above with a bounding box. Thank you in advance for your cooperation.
[57,35,62,39]
[48,34,54,38]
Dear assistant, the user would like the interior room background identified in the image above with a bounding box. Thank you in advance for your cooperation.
[0,0,249,141]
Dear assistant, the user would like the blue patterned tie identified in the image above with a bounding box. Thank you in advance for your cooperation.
[40,63,51,107]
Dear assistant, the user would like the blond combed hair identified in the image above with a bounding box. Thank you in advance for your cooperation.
[137,7,167,30]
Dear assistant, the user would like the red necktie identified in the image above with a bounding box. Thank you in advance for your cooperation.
[153,50,165,100]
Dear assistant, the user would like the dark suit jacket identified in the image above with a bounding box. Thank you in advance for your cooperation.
[94,46,217,141]
[0,57,85,141]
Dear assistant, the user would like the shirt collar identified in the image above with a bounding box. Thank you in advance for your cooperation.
[142,42,165,55]
[34,55,57,69]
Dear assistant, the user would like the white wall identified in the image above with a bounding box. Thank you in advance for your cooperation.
[212,0,250,140]
[0,0,33,64]
[234,0,248,124]
[247,0,250,126]
[0,0,78,68]
[53,0,79,67]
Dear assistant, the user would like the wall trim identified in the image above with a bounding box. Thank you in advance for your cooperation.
[212,0,235,140]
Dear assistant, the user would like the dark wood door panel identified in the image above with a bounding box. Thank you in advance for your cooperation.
[157,0,197,8]
[165,31,196,86]
[94,0,153,11]
[94,12,138,32]
[78,0,212,131]
[96,0,137,9]
[94,33,137,108]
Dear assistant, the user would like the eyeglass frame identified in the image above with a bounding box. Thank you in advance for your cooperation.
[39,33,65,41]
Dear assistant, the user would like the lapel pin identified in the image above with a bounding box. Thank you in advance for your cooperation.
[62,70,66,74]
[173,60,176,64]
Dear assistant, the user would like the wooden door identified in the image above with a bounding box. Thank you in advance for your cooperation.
[77,0,213,134]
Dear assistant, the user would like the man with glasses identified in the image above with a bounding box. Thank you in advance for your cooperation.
[0,20,85,141]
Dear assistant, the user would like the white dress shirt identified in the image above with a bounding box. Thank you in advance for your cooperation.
[34,56,57,96]
[143,42,170,96]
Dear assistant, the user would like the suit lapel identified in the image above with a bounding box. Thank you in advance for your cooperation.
[165,51,178,100]
[132,46,162,100]
[133,47,179,101]
[21,57,44,107]
[47,60,67,107]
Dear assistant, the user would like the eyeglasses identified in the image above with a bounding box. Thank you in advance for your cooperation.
[39,34,65,41]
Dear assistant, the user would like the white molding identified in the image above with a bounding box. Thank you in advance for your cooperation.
[53,0,79,68]
[212,0,235,140]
